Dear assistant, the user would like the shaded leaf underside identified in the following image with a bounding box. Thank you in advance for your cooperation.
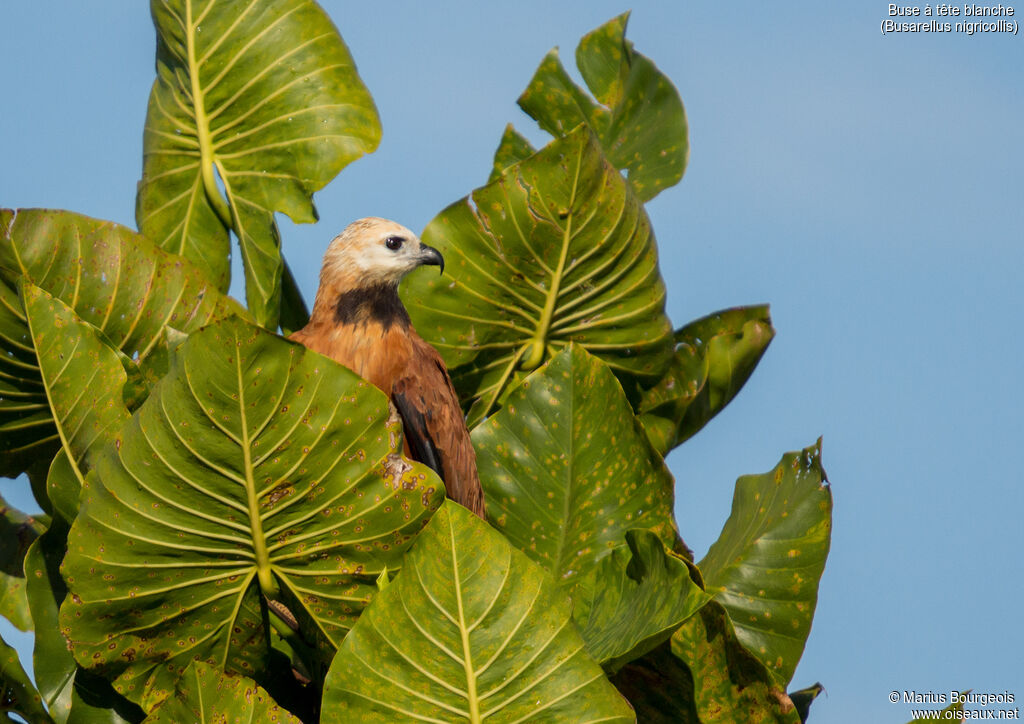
[0,494,46,633]
[144,660,300,722]
[0,631,51,724]
[671,603,801,724]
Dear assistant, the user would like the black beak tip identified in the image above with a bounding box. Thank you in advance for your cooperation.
[421,244,445,275]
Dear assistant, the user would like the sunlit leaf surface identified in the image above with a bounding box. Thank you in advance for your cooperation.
[570,530,708,674]
[638,305,774,456]
[22,283,133,519]
[474,345,679,590]
[487,124,535,184]
[26,520,143,724]
[322,502,635,723]
[517,13,687,201]
[699,441,832,686]
[60,317,443,702]
[405,127,673,425]
[137,0,381,327]
[0,208,241,480]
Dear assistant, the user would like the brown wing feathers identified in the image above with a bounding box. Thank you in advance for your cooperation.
[392,341,486,518]
[391,389,443,479]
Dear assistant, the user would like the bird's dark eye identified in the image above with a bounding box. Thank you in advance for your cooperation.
[385,235,405,251]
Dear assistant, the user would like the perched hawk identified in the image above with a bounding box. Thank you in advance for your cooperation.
[290,218,486,518]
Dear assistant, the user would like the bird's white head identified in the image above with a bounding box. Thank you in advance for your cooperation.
[320,217,444,289]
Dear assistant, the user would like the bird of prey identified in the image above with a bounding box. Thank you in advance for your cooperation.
[290,218,486,518]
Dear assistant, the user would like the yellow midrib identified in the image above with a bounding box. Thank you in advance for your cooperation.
[520,138,585,373]
[185,0,232,229]
[450,515,481,723]
[234,336,277,597]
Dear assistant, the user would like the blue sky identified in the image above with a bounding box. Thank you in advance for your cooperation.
[2,3,1022,722]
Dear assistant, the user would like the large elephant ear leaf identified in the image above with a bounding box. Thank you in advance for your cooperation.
[0,208,242,480]
[137,0,381,329]
[59,316,444,704]
[517,12,687,202]
[321,502,636,723]
[144,661,299,723]
[473,344,680,591]
[638,305,775,456]
[699,441,832,688]
[404,126,674,425]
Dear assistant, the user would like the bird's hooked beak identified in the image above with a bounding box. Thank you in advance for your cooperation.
[419,243,445,275]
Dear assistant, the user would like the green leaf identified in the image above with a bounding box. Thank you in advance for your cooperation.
[517,13,688,202]
[670,603,801,724]
[143,661,299,723]
[610,445,829,723]
[279,260,311,336]
[137,0,381,328]
[59,316,444,703]
[0,579,31,634]
[0,494,46,632]
[699,441,832,687]
[404,126,674,426]
[321,502,635,723]
[638,305,775,456]
[569,530,709,674]
[21,283,133,509]
[44,452,80,530]
[0,631,52,724]
[26,522,74,722]
[473,345,680,591]
[487,124,536,183]
[0,208,243,480]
